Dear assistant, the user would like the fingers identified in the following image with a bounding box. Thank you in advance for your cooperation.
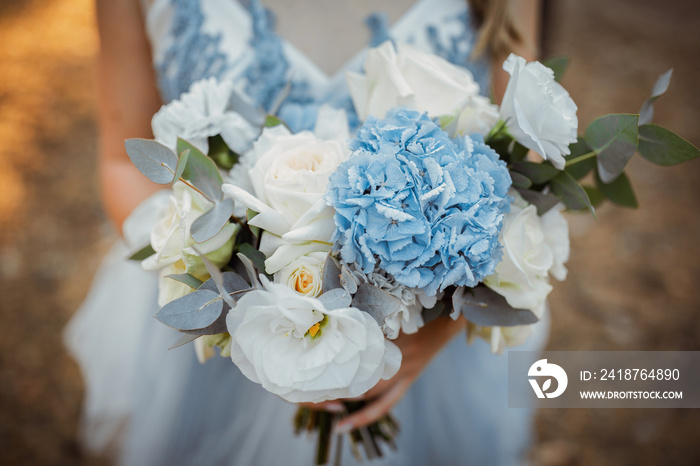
[297,400,345,413]
[334,379,410,434]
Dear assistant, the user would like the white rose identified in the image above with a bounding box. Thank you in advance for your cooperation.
[142,182,237,304]
[347,41,497,136]
[223,126,346,273]
[226,278,401,403]
[275,251,327,298]
[484,192,569,317]
[500,54,578,169]
[152,77,259,155]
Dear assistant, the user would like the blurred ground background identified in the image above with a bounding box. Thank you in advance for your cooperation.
[0,0,698,465]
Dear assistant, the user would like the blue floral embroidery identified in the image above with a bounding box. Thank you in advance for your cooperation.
[157,0,229,103]
[426,10,490,95]
[366,12,391,47]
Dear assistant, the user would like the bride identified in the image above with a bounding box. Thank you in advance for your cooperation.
[67,0,546,464]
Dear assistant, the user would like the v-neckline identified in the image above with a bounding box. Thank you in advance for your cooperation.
[268,0,431,83]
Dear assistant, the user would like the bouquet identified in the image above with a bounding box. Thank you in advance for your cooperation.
[125,42,698,463]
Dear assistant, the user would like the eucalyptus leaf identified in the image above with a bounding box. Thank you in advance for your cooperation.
[582,186,606,208]
[550,171,595,216]
[181,311,229,335]
[511,161,560,185]
[542,56,569,82]
[421,299,447,325]
[193,246,236,307]
[128,243,155,261]
[513,187,560,215]
[125,139,178,184]
[177,138,223,201]
[585,114,639,183]
[595,171,638,208]
[322,254,342,293]
[352,284,403,326]
[171,149,190,188]
[318,288,352,310]
[637,124,700,166]
[199,271,251,297]
[235,253,260,288]
[238,243,271,278]
[190,198,235,243]
[166,273,204,289]
[169,333,201,350]
[452,286,538,327]
[638,69,673,126]
[509,172,532,189]
[564,138,596,180]
[156,289,223,331]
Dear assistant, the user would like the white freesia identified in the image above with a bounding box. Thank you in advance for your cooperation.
[346,41,498,136]
[500,54,578,169]
[142,182,237,305]
[484,193,569,316]
[275,251,327,298]
[226,277,401,403]
[222,125,347,273]
[152,77,259,155]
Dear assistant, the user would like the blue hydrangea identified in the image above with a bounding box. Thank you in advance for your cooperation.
[325,108,511,296]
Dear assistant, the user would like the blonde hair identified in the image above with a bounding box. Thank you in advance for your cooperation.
[468,0,524,57]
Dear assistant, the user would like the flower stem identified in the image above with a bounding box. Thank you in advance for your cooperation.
[564,150,597,167]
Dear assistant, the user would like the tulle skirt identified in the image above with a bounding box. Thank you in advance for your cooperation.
[65,193,548,466]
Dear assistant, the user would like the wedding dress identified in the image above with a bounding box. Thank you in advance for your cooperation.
[65,0,549,464]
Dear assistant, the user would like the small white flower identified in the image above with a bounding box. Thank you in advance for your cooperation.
[484,192,569,317]
[142,182,237,305]
[226,277,401,403]
[466,321,533,354]
[347,41,496,136]
[152,77,259,155]
[500,54,578,169]
[223,126,347,273]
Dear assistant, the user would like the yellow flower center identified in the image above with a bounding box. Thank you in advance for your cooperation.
[305,315,328,340]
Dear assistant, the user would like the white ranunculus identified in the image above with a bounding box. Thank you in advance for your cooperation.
[226,278,401,403]
[222,126,346,273]
[484,192,569,317]
[500,54,578,169]
[275,251,327,298]
[142,182,237,304]
[347,42,496,135]
[152,77,259,155]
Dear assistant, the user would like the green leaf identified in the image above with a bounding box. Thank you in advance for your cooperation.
[125,139,178,184]
[510,161,559,185]
[171,149,190,188]
[639,69,673,125]
[453,286,539,327]
[246,208,261,238]
[207,134,238,170]
[156,289,223,331]
[550,171,595,216]
[582,185,606,208]
[637,124,700,166]
[585,113,639,183]
[595,171,638,208]
[509,171,532,189]
[264,115,286,128]
[177,138,223,201]
[542,56,569,82]
[514,187,561,215]
[564,138,596,180]
[166,273,204,289]
[237,243,271,278]
[128,244,155,261]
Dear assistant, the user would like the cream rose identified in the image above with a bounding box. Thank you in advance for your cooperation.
[226,278,401,403]
[346,41,498,136]
[222,126,346,273]
[275,251,327,298]
[142,182,237,305]
[500,54,578,169]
